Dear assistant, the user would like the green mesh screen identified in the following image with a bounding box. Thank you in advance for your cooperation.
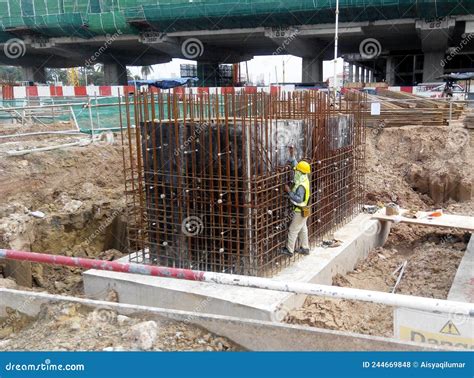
[1,0,472,37]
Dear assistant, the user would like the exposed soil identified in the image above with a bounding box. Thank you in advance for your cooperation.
[286,124,473,337]
[0,120,472,345]
[0,134,126,294]
[0,301,240,351]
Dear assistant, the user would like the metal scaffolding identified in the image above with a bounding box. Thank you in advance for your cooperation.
[120,90,366,277]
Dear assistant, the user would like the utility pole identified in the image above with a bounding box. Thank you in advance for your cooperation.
[283,60,286,83]
[333,0,340,98]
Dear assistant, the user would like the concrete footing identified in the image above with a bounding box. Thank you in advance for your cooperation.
[83,213,390,321]
[0,288,446,351]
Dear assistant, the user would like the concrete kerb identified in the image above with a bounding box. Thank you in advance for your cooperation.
[83,213,390,321]
[0,288,453,351]
[393,235,473,349]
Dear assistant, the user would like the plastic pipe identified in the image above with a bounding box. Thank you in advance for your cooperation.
[0,249,472,317]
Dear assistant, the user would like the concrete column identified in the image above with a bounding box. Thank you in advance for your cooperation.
[197,62,221,87]
[104,62,128,85]
[385,57,395,85]
[354,65,360,83]
[347,64,354,83]
[416,18,454,83]
[302,57,323,83]
[422,51,445,83]
[21,66,47,83]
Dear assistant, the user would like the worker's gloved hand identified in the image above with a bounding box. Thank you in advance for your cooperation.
[284,184,290,193]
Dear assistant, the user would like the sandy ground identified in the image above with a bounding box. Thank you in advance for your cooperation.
[0,133,126,294]
[286,124,473,337]
[0,291,239,351]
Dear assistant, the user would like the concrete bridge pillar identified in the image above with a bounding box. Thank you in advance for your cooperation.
[385,57,395,85]
[197,62,221,87]
[302,57,323,83]
[354,65,360,83]
[104,62,128,85]
[21,66,47,84]
[422,51,445,83]
[347,64,354,83]
[416,18,455,83]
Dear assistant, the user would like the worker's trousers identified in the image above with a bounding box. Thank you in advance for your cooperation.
[286,211,309,253]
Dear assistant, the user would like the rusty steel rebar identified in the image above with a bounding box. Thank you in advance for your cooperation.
[120,89,366,277]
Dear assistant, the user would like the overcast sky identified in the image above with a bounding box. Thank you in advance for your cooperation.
[129,55,345,84]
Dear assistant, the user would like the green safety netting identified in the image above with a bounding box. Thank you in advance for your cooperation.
[0,97,124,133]
[0,0,473,37]
[1,95,235,133]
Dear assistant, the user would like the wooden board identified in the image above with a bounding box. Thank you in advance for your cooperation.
[372,209,474,232]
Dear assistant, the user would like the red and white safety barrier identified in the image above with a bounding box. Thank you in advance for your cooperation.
[1,84,295,100]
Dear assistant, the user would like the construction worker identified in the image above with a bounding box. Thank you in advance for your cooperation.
[281,146,311,257]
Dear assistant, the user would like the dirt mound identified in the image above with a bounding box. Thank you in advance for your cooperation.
[366,126,473,206]
[287,124,472,337]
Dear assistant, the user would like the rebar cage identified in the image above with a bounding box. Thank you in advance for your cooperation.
[120,89,366,277]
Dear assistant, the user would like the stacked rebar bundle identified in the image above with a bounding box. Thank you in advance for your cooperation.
[120,90,366,277]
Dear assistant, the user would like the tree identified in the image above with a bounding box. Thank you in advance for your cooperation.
[0,66,22,84]
[141,65,154,80]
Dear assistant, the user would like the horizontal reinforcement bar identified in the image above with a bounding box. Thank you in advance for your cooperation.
[1,249,472,317]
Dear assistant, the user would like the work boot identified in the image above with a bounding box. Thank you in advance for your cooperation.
[296,247,310,255]
[280,247,293,257]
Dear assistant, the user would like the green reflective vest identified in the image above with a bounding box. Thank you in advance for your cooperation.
[291,174,310,212]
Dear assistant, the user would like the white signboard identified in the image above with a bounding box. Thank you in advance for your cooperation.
[370,102,381,116]
[395,308,473,350]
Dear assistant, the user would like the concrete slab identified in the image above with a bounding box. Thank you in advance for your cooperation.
[448,235,473,303]
[0,288,450,351]
[83,213,390,321]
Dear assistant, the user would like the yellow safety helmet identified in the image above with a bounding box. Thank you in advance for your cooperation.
[296,161,311,174]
